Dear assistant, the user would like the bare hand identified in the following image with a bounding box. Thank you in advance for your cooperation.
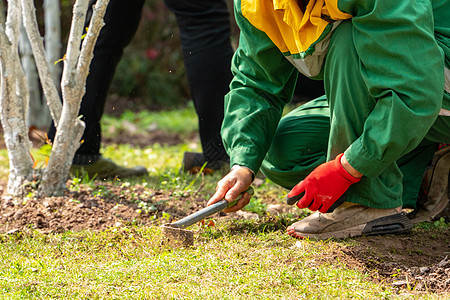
[207,166,254,213]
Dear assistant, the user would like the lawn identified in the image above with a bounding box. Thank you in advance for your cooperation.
[0,105,448,299]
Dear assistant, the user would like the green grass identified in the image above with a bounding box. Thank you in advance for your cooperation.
[101,103,199,140]
[0,108,447,299]
[0,227,397,299]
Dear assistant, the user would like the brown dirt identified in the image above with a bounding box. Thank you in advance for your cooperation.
[0,181,209,234]
[331,232,450,295]
[102,129,184,148]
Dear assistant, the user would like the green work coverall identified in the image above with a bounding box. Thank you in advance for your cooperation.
[222,0,450,209]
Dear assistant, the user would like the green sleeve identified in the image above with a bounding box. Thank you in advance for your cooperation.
[433,0,450,111]
[221,0,298,174]
[338,0,445,177]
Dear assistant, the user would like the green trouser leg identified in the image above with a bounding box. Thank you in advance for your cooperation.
[261,97,437,208]
[262,20,447,209]
[398,140,438,208]
[426,114,450,144]
[260,97,330,189]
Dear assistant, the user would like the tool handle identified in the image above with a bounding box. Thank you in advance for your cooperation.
[169,187,254,229]
[169,199,231,229]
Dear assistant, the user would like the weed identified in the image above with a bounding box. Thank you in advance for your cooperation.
[69,173,97,191]
[92,185,115,199]
[243,196,267,214]
[415,217,449,230]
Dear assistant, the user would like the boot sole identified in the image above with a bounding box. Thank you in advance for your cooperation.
[295,213,413,240]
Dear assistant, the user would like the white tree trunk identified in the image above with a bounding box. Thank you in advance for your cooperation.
[0,0,33,195]
[19,0,61,129]
[42,0,110,196]
[20,0,62,126]
[0,0,110,196]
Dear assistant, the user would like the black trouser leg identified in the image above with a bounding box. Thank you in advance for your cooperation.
[164,0,232,163]
[48,0,145,164]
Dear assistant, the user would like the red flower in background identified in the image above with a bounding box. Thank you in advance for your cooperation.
[146,48,161,60]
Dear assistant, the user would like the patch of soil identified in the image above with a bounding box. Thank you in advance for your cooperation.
[0,181,210,234]
[302,230,450,296]
[345,232,449,295]
[103,94,166,118]
[25,122,188,149]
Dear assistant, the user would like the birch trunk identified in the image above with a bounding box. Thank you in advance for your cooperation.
[41,0,110,196]
[19,0,60,129]
[0,0,33,195]
[0,0,109,196]
[20,0,62,126]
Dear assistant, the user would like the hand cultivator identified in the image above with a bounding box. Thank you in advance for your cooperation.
[162,187,254,247]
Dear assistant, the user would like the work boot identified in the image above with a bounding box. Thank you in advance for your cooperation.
[181,152,229,174]
[71,155,148,179]
[286,202,412,239]
[408,145,450,224]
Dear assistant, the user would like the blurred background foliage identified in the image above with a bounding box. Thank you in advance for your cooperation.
[109,0,190,109]
[34,0,198,110]
[12,0,320,117]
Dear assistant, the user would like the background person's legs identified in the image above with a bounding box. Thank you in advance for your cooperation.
[164,0,232,169]
[73,0,145,163]
[49,0,233,177]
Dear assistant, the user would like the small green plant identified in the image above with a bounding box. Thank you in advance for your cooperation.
[136,200,157,214]
[69,173,96,191]
[161,212,171,221]
[92,185,114,199]
[243,196,267,215]
[182,162,208,192]
[432,217,449,228]
[416,217,449,230]
[31,143,52,169]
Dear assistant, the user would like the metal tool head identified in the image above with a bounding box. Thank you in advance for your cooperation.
[161,223,194,248]
[161,186,255,248]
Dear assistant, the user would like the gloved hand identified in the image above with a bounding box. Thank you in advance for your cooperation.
[286,153,361,213]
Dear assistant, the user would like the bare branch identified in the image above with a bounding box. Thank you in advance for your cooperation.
[43,0,62,86]
[61,0,88,87]
[76,0,109,83]
[5,0,21,49]
[20,0,62,126]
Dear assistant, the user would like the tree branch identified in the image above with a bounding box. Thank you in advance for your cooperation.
[20,0,62,126]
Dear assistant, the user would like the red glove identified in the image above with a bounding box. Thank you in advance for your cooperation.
[286,153,361,213]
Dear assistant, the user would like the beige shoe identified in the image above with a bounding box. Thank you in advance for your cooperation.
[287,202,412,239]
[408,146,450,224]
